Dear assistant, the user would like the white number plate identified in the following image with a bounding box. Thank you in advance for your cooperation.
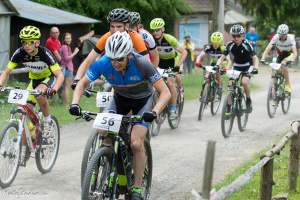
[96,92,113,108]
[7,89,29,105]
[93,113,123,132]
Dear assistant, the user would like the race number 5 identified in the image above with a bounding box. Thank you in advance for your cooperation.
[93,113,123,132]
[96,92,113,108]
[8,89,29,105]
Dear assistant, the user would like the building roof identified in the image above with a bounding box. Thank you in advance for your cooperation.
[8,0,99,25]
[225,9,253,24]
[185,0,213,13]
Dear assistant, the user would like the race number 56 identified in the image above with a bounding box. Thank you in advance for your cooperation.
[96,92,113,108]
[93,113,123,132]
[8,89,29,105]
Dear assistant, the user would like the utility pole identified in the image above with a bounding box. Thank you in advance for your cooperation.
[218,0,225,32]
[212,0,225,32]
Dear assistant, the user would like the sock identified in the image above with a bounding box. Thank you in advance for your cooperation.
[168,104,176,111]
[131,186,142,194]
[44,115,51,123]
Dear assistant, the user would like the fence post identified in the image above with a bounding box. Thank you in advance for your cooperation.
[201,140,216,199]
[289,126,300,191]
[260,157,274,200]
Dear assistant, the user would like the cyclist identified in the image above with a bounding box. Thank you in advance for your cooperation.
[69,32,171,200]
[0,25,64,162]
[261,24,297,93]
[195,31,229,95]
[72,8,149,89]
[216,24,259,112]
[149,18,187,119]
[129,11,160,66]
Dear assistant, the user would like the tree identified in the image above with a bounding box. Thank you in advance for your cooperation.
[32,0,192,34]
[236,0,300,37]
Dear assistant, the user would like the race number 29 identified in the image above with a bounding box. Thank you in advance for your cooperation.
[8,89,29,105]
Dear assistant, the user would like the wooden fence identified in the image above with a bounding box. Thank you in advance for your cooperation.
[193,120,300,200]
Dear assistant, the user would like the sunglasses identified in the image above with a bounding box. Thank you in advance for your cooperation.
[152,28,162,33]
[111,57,126,63]
[21,40,36,45]
[232,35,241,38]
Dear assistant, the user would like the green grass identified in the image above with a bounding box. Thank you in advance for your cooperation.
[214,141,300,200]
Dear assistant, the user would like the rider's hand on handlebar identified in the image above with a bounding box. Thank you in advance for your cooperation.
[252,68,258,74]
[69,104,82,116]
[71,79,80,90]
[172,65,180,73]
[260,59,267,65]
[46,87,56,97]
[142,111,157,122]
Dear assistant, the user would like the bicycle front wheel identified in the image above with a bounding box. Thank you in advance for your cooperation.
[81,130,102,188]
[142,140,153,200]
[167,87,182,129]
[237,93,249,132]
[82,146,113,200]
[281,92,291,114]
[35,115,60,174]
[221,94,235,138]
[0,122,20,188]
[266,83,278,118]
[198,83,209,121]
[210,85,222,116]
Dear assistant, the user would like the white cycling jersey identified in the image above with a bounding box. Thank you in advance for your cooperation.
[137,28,156,50]
[270,34,296,52]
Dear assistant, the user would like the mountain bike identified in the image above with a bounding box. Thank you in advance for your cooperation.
[80,111,152,200]
[220,67,257,138]
[198,65,223,121]
[264,61,291,118]
[0,87,60,188]
[150,68,184,136]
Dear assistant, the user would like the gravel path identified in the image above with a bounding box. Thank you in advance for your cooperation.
[1,67,300,200]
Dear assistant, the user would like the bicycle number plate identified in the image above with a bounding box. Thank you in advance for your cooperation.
[226,70,241,79]
[93,113,123,132]
[7,89,29,105]
[96,92,113,108]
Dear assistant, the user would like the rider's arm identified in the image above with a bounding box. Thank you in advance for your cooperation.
[195,50,206,67]
[71,76,90,105]
[74,49,99,80]
[252,55,259,69]
[51,67,64,92]
[0,68,12,86]
[152,79,171,114]
[216,55,226,66]
[176,46,187,66]
[149,48,160,67]
[261,42,273,60]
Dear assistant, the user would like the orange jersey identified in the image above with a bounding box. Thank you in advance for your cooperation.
[94,31,148,56]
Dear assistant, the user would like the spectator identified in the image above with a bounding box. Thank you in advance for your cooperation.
[245,26,260,52]
[268,28,276,42]
[182,35,195,74]
[46,26,62,62]
[60,32,79,104]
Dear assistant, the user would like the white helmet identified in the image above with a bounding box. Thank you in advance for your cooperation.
[277,24,289,35]
[105,31,133,59]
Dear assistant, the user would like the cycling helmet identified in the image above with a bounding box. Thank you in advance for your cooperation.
[230,24,245,35]
[105,31,133,59]
[129,12,141,26]
[150,18,165,30]
[210,32,224,45]
[277,24,289,35]
[19,26,41,40]
[107,8,129,23]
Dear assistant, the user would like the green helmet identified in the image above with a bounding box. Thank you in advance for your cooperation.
[19,26,41,40]
[150,18,165,30]
[210,32,223,45]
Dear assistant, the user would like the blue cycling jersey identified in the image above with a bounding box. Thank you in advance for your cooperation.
[85,53,161,99]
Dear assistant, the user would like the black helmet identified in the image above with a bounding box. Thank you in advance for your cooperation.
[107,8,130,23]
[129,12,141,26]
[230,24,245,35]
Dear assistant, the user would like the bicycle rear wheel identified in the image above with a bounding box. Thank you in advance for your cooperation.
[81,130,102,188]
[198,83,209,121]
[35,115,60,174]
[167,87,182,129]
[221,94,235,138]
[237,93,249,132]
[82,147,113,200]
[210,85,222,116]
[266,83,278,118]
[0,122,20,188]
[281,92,291,114]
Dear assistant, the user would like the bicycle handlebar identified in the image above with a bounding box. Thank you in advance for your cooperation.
[0,87,44,96]
[77,111,144,123]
